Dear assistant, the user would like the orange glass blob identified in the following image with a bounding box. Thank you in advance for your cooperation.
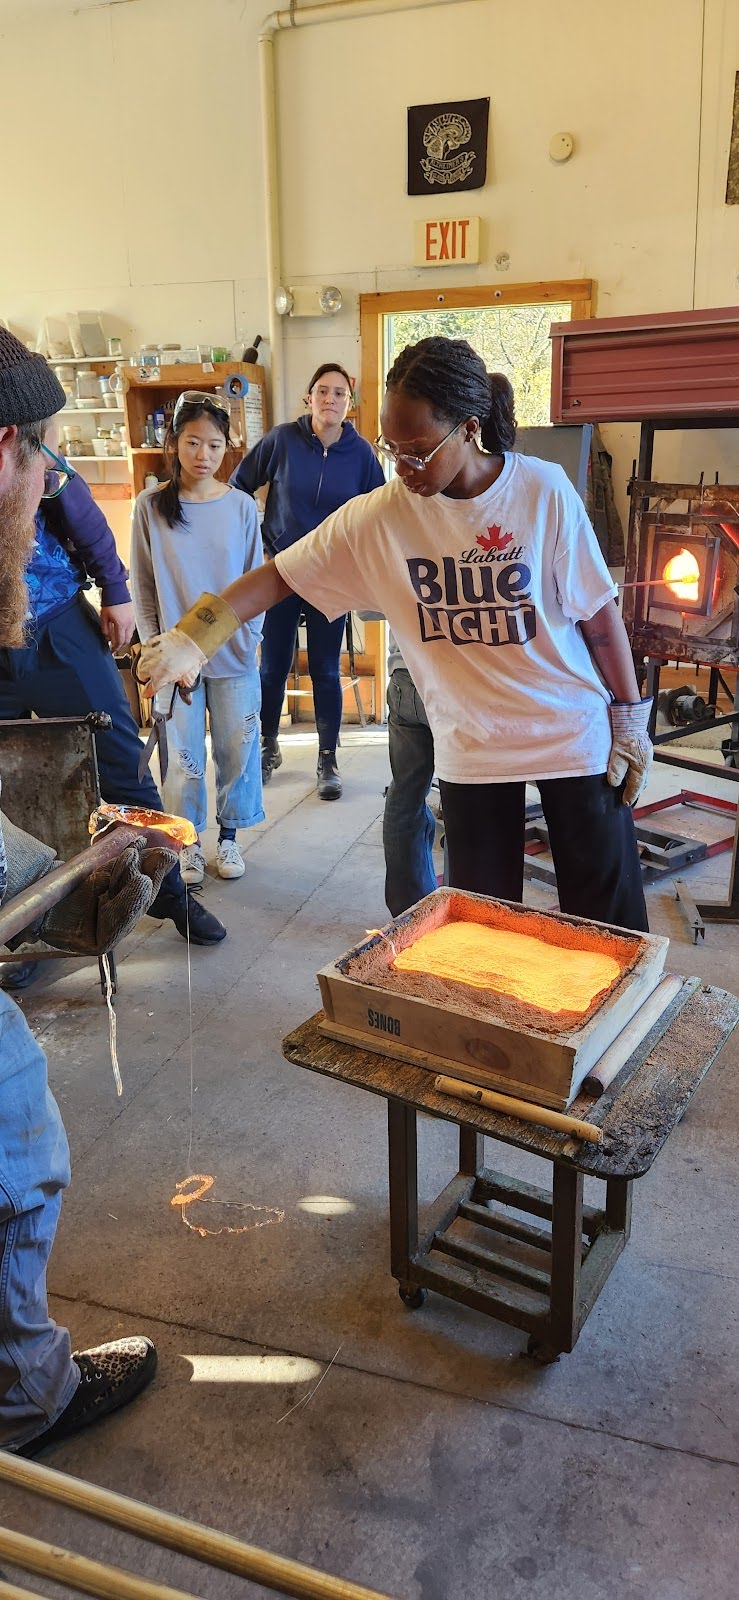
[662,548,700,602]
[392,921,621,1016]
[89,803,198,847]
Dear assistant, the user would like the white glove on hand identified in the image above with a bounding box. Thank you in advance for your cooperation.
[607,699,653,806]
[138,628,207,696]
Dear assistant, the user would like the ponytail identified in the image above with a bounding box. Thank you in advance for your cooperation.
[480,372,517,454]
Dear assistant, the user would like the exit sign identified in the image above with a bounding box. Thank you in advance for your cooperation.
[414,216,480,266]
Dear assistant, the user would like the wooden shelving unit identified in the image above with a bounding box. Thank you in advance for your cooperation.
[121,363,267,498]
[56,357,127,503]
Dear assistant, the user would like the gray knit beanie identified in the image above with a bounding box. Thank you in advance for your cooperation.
[0,328,66,427]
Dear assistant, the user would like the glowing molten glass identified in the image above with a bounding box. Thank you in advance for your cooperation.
[662,548,700,602]
[89,803,198,847]
[393,921,620,1016]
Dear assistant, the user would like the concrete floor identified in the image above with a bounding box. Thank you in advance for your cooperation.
[1,728,738,1600]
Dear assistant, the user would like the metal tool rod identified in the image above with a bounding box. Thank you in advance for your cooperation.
[0,826,140,946]
[0,1455,397,1600]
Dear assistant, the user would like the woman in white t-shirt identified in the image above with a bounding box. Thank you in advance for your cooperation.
[137,338,651,932]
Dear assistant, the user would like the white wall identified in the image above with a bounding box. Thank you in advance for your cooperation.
[1,0,738,508]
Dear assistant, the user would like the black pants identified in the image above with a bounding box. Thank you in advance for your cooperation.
[259,589,346,750]
[438,773,648,933]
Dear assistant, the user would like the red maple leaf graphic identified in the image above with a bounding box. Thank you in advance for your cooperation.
[476,524,513,552]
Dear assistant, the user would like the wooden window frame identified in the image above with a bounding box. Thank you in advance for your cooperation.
[358,278,595,444]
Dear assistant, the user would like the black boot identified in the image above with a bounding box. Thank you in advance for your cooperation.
[149,865,227,946]
[316,749,342,801]
[261,736,282,782]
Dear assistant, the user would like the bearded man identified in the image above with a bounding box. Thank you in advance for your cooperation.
[0,329,164,1455]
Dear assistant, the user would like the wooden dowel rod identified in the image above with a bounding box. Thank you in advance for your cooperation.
[0,1527,199,1600]
[434,1074,604,1145]
[580,974,684,1096]
[0,1580,50,1600]
[0,1455,397,1600]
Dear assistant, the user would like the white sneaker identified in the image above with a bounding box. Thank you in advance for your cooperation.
[216,839,245,880]
[180,844,206,885]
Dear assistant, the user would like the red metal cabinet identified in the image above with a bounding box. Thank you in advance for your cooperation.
[549,305,739,423]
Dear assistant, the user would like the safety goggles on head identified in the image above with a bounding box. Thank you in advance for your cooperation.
[172,390,231,429]
[373,419,465,473]
[40,442,74,500]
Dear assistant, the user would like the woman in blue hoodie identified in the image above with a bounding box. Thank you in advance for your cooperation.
[231,363,384,799]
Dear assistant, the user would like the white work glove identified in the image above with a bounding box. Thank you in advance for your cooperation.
[138,629,206,696]
[137,592,240,695]
[607,699,653,806]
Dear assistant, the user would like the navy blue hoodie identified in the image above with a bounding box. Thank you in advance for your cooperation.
[230,415,385,558]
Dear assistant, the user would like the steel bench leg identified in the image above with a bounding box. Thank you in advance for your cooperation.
[528,1163,584,1362]
[387,1101,425,1307]
[459,1125,484,1176]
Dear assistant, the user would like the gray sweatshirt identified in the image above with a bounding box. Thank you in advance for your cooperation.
[130,486,264,679]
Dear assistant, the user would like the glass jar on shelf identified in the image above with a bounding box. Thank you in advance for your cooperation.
[76,367,99,402]
[62,424,83,458]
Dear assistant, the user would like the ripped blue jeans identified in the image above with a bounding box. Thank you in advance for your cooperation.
[159,670,264,835]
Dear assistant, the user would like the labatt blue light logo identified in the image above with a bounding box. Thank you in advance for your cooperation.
[407,527,535,648]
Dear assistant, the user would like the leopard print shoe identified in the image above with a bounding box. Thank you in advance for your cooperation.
[15,1336,157,1458]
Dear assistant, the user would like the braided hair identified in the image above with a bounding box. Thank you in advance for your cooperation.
[385,337,516,455]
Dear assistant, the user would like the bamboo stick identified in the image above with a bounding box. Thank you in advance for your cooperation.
[0,1527,199,1600]
[434,1074,604,1145]
[0,1580,50,1600]
[0,1455,397,1600]
[581,974,684,1096]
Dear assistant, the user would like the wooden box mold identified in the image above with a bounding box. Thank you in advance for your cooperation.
[318,890,668,1111]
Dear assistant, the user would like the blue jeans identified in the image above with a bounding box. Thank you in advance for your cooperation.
[160,671,264,835]
[383,669,437,917]
[259,589,346,750]
[0,991,78,1450]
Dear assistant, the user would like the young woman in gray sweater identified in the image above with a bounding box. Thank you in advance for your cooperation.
[130,392,265,884]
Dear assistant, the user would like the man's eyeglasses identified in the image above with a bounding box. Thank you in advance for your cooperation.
[373,419,465,473]
[172,390,231,428]
[40,442,74,500]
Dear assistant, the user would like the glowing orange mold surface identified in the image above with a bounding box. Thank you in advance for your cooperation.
[392,920,621,1017]
[89,804,198,847]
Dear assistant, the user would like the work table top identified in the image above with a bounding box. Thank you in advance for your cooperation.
[282,980,738,1180]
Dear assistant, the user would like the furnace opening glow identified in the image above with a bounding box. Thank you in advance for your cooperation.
[662,548,700,603]
[392,921,621,1017]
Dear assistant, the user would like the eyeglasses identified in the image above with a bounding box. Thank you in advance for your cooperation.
[373,420,465,473]
[172,390,231,428]
[40,442,74,499]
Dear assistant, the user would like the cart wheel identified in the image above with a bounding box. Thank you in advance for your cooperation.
[399,1285,427,1310]
[525,1336,561,1365]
